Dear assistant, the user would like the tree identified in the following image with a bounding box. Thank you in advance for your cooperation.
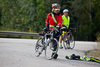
[0,0,100,41]
[0,0,35,32]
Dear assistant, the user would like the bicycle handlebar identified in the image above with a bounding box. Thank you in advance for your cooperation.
[50,28,59,33]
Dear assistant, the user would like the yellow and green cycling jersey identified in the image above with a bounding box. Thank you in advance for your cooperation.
[62,15,70,36]
[62,15,70,29]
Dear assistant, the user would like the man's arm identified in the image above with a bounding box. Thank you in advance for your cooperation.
[45,14,50,30]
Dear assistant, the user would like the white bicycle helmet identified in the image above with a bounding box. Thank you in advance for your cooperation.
[63,9,69,13]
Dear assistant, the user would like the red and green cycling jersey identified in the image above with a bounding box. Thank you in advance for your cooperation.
[45,12,62,30]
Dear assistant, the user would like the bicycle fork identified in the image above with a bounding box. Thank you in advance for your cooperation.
[67,32,70,40]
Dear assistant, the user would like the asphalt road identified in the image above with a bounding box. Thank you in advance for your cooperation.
[0,38,100,67]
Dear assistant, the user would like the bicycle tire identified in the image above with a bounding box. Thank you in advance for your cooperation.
[35,36,44,57]
[63,41,69,49]
[63,33,75,49]
[69,33,75,49]
[63,33,69,49]
[45,38,58,60]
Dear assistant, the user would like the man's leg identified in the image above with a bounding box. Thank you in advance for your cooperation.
[51,40,58,59]
[59,35,63,49]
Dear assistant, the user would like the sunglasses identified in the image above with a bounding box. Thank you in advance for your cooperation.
[55,10,60,11]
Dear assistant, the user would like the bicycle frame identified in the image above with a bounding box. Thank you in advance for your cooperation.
[38,29,59,53]
[62,28,72,41]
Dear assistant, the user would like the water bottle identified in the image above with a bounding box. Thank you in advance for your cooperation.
[45,38,50,45]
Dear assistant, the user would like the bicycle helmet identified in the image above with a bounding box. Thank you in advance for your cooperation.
[63,9,69,13]
[52,3,60,10]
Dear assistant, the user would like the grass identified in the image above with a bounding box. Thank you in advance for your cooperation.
[86,45,100,59]
[21,36,38,39]
[86,32,100,59]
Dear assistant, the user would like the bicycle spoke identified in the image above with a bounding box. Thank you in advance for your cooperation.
[45,39,58,60]
[45,40,53,60]
[35,37,44,57]
[69,34,75,49]
[63,31,75,49]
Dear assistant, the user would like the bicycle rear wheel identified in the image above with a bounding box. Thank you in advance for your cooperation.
[45,39,58,60]
[35,36,44,57]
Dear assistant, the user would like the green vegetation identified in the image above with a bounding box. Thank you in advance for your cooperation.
[86,32,100,59]
[0,34,39,39]
[0,0,100,41]
[20,36,38,39]
[86,46,100,60]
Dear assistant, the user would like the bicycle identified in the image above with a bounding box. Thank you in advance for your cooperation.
[35,28,59,60]
[61,27,75,49]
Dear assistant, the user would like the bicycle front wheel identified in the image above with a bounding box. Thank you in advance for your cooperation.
[45,39,58,60]
[63,41,69,49]
[63,33,75,49]
[69,33,75,49]
[35,36,44,57]
[63,33,69,49]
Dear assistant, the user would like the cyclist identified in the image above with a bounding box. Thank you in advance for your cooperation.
[59,9,70,49]
[45,3,62,59]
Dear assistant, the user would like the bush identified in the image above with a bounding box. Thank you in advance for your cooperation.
[96,32,100,42]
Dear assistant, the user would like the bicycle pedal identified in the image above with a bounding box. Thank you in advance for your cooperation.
[36,52,41,57]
